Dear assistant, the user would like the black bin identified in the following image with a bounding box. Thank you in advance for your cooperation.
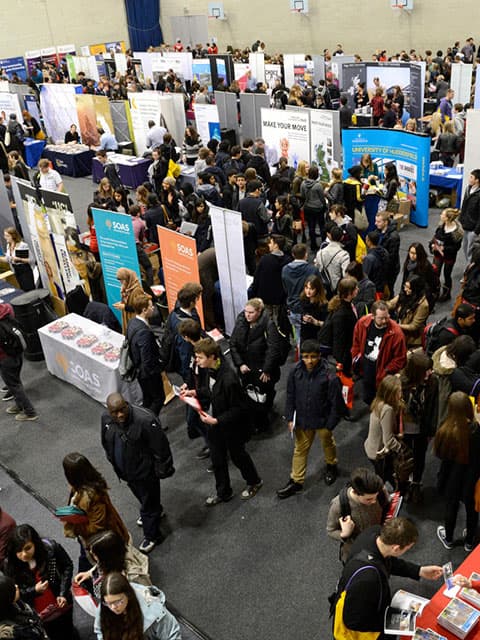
[10,289,57,361]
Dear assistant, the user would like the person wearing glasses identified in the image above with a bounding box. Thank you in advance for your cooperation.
[94,572,180,640]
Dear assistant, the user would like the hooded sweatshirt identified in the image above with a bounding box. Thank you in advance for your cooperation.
[281,260,318,313]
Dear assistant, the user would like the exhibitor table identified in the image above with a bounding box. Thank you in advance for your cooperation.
[24,138,46,168]
[429,167,463,208]
[92,154,151,188]
[401,543,480,639]
[43,145,95,177]
[38,312,123,404]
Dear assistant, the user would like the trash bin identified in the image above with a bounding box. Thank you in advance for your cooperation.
[10,289,57,361]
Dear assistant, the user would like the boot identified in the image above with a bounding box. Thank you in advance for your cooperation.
[324,464,338,486]
[277,478,303,499]
[438,286,451,302]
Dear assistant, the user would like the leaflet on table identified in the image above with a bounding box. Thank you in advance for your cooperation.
[459,572,480,609]
[384,590,429,636]
[437,597,480,639]
[172,384,203,413]
[413,629,447,640]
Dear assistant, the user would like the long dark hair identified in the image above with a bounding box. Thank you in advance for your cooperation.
[100,573,143,640]
[87,531,127,575]
[434,391,473,465]
[300,274,327,305]
[62,452,108,493]
[403,242,431,275]
[6,524,49,584]
[396,275,426,318]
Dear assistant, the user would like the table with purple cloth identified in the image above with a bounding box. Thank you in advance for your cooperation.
[429,167,463,208]
[92,154,152,189]
[42,146,94,177]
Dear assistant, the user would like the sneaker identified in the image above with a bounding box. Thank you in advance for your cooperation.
[1,386,8,392]
[205,493,233,507]
[277,479,303,499]
[206,464,214,473]
[138,538,157,554]
[136,516,143,527]
[196,446,210,460]
[2,392,14,402]
[241,480,263,500]
[6,405,21,414]
[15,413,39,422]
[437,526,454,550]
[324,464,338,486]
[465,541,475,552]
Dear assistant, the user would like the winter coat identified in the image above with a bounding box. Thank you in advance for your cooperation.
[315,242,350,292]
[281,260,318,313]
[353,277,376,316]
[362,246,389,293]
[300,178,327,211]
[230,311,282,378]
[459,187,480,233]
[378,221,401,284]
[63,487,129,543]
[388,294,430,347]
[250,251,292,305]
[285,358,345,431]
[95,583,181,640]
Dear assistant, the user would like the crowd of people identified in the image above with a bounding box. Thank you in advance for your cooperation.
[2,31,480,640]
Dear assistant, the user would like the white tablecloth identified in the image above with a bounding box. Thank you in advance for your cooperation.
[38,313,124,404]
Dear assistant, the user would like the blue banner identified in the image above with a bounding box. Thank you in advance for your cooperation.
[91,208,141,322]
[342,128,431,227]
[0,56,28,82]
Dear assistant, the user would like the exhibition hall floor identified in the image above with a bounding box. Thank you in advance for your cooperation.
[0,174,470,640]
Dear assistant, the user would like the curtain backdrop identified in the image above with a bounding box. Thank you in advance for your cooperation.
[124,0,163,51]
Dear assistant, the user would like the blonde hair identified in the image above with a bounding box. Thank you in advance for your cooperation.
[330,168,343,182]
[405,118,417,132]
[442,121,455,134]
[442,208,460,223]
[371,375,403,416]
[430,112,443,136]
[295,160,309,179]
[246,298,264,313]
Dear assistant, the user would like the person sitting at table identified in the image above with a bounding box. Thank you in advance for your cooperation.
[64,124,80,144]
[354,82,369,109]
[359,154,379,181]
[0,226,35,291]
[7,150,29,181]
[404,118,417,132]
[37,158,64,192]
[98,127,118,152]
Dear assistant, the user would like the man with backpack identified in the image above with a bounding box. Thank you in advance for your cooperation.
[424,303,476,356]
[0,302,38,421]
[331,518,442,639]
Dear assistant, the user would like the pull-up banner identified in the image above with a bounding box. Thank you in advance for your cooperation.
[342,128,430,227]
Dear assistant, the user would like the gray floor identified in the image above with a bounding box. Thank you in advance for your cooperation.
[0,173,470,640]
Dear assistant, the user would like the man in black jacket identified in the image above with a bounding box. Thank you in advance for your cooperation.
[459,169,480,263]
[277,340,345,496]
[376,211,400,298]
[238,180,271,239]
[126,294,165,417]
[183,338,262,506]
[101,392,174,554]
[333,518,442,637]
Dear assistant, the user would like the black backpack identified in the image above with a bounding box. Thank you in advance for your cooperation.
[0,317,27,356]
[422,317,459,356]
[157,312,180,373]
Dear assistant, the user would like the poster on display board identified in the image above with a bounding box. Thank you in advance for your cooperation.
[192,59,212,92]
[193,103,221,145]
[131,58,145,85]
[209,205,247,335]
[283,54,305,88]
[40,189,82,295]
[156,227,204,327]
[265,64,283,91]
[163,51,193,81]
[114,53,127,74]
[14,180,64,299]
[25,51,42,75]
[0,92,23,123]
[128,91,162,155]
[208,55,233,91]
[40,84,80,144]
[76,94,101,146]
[309,109,340,181]
[92,207,141,323]
[261,107,310,168]
[234,63,251,92]
[475,75,480,110]
[0,57,28,82]
[342,128,431,227]
[41,48,58,68]
[56,45,76,63]
[24,95,42,128]
[95,55,107,80]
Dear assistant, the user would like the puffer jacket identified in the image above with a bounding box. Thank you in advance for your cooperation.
[230,311,282,378]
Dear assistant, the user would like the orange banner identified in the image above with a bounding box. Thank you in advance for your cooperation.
[156,226,204,327]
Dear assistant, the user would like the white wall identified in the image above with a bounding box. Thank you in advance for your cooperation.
[0,0,129,58]
[159,0,479,59]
